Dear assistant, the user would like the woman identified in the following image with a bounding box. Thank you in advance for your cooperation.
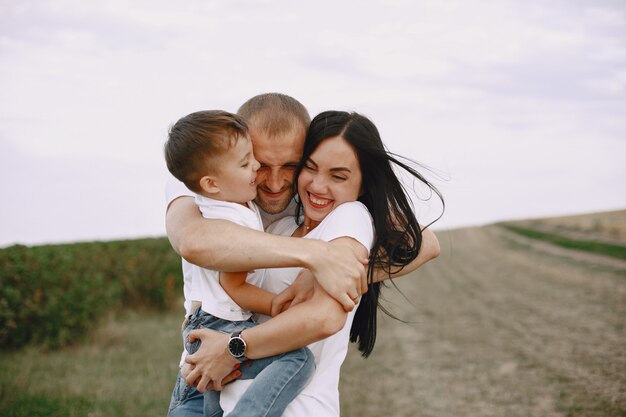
[184,110,443,416]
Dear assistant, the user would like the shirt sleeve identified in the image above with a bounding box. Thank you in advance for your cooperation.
[312,202,374,252]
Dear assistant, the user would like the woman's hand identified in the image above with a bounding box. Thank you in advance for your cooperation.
[270,270,315,316]
[184,328,241,392]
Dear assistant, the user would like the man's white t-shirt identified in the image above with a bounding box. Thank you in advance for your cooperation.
[219,201,374,417]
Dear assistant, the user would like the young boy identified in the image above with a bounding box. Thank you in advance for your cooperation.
[164,110,314,417]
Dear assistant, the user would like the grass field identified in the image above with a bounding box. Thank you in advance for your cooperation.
[1,211,625,416]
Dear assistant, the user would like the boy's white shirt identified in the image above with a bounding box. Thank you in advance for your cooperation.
[191,194,265,321]
[165,175,296,366]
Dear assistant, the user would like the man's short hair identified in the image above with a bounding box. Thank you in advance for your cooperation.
[237,93,310,137]
[164,110,248,193]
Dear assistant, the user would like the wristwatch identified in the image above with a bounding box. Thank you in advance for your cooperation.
[227,331,247,360]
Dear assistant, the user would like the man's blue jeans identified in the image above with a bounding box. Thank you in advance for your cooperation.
[167,309,315,417]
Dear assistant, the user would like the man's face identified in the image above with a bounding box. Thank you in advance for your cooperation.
[250,126,305,214]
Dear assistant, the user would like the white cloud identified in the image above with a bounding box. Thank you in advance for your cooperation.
[1,0,625,245]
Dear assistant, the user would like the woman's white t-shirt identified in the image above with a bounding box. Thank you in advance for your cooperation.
[219,201,374,417]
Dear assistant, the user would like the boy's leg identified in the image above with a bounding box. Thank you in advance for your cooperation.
[194,315,315,417]
[167,309,205,417]
[190,311,316,417]
[166,370,204,417]
[226,347,315,417]
[184,310,225,417]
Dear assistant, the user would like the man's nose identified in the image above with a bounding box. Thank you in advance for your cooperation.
[266,169,284,192]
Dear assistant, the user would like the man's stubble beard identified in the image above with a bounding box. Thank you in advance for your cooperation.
[254,192,294,215]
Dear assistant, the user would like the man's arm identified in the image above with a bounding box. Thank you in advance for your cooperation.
[372,227,440,282]
[271,227,441,311]
[166,196,367,311]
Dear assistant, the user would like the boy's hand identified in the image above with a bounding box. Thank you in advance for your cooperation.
[270,270,315,316]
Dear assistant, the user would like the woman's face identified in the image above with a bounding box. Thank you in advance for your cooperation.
[297,135,363,224]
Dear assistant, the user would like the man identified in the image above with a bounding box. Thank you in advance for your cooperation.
[166,93,440,414]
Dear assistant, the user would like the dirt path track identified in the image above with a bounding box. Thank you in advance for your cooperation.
[340,225,626,417]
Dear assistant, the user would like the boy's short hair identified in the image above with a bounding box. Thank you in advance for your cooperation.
[165,110,248,193]
[237,93,310,137]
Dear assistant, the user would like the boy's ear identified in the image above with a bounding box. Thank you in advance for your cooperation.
[198,175,220,195]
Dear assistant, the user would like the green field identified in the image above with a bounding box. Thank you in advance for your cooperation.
[1,210,625,416]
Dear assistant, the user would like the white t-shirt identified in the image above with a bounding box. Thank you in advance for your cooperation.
[219,201,374,417]
[165,174,297,367]
[165,176,267,319]
[165,174,295,230]
[191,195,265,321]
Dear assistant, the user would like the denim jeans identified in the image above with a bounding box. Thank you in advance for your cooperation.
[167,309,315,417]
[167,370,204,417]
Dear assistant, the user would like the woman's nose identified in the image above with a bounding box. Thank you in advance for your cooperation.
[308,175,328,193]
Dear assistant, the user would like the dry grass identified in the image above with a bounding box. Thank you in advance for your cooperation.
[1,211,625,417]
[340,224,626,417]
[507,209,626,246]
[0,310,184,416]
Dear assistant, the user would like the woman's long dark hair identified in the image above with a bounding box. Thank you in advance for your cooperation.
[294,111,444,357]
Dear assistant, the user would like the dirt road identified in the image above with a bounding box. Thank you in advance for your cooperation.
[340,225,626,417]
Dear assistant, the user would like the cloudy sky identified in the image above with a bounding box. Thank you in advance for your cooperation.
[1,0,625,247]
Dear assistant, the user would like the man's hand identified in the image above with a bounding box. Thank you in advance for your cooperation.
[271,270,315,316]
[307,239,368,312]
[184,329,240,392]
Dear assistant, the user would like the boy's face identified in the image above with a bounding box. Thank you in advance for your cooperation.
[212,136,260,203]
[250,126,305,214]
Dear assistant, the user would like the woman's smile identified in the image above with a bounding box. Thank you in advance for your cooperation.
[297,136,363,224]
[306,192,333,209]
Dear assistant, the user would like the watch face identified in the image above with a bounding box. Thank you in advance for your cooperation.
[228,337,246,358]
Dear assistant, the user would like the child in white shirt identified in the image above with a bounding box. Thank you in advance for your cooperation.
[164,110,314,417]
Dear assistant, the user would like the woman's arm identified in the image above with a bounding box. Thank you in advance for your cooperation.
[185,280,346,392]
[166,196,367,310]
[184,237,366,392]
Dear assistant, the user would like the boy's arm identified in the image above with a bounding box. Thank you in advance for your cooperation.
[219,271,273,316]
[166,196,367,311]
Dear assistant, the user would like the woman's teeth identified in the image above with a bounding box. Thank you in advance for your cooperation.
[309,193,331,207]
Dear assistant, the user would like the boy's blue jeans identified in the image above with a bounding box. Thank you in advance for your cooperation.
[167,309,315,417]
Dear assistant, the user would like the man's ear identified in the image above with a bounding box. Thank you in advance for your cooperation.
[198,175,220,195]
